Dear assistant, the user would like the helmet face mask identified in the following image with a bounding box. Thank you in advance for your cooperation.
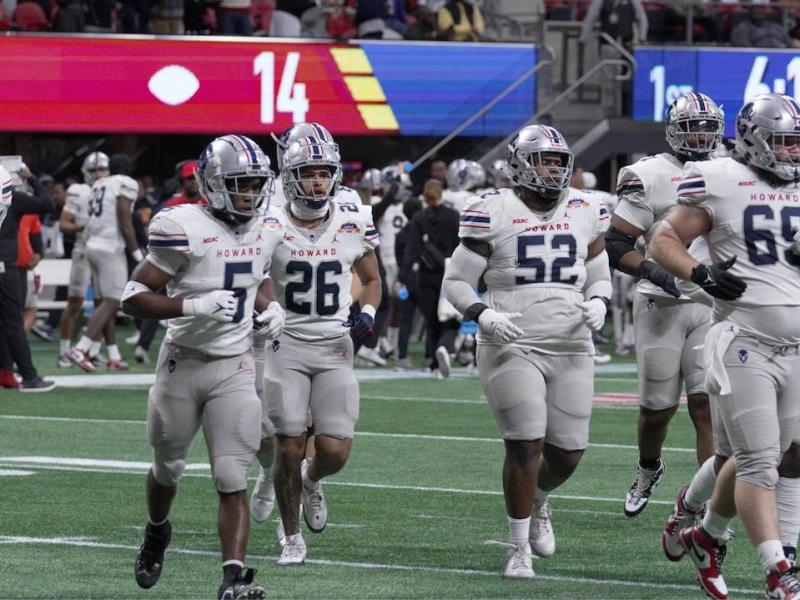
[197,135,274,224]
[81,151,110,185]
[507,125,574,201]
[665,92,724,159]
[736,93,800,182]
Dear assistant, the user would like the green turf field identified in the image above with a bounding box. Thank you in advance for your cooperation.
[0,331,763,598]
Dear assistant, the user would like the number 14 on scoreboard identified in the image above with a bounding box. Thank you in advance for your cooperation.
[253,51,309,125]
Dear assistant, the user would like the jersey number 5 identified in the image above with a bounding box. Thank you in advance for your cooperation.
[516,234,578,285]
[743,205,800,267]
[285,260,342,315]
[224,262,252,323]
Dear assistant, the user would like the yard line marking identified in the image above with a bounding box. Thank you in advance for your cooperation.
[0,416,696,453]
[0,458,676,505]
[0,534,760,594]
[0,469,34,476]
[363,395,485,405]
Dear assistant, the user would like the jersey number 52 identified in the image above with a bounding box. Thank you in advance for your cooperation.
[516,234,578,285]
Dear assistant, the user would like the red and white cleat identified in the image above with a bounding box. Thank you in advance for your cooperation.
[679,525,728,600]
[65,346,97,372]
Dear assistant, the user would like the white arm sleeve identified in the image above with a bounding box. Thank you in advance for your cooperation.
[583,250,613,301]
[443,243,489,315]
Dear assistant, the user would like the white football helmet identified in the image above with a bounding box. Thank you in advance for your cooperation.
[381,163,412,189]
[81,151,110,185]
[273,122,339,171]
[736,93,800,182]
[487,159,511,188]
[665,92,724,159]
[280,125,342,219]
[361,168,383,194]
[196,134,274,224]
[507,124,573,199]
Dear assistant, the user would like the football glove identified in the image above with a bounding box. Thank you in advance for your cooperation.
[477,309,523,343]
[690,257,747,301]
[347,312,375,345]
[183,290,238,322]
[580,297,608,331]
[639,259,681,298]
[254,302,285,340]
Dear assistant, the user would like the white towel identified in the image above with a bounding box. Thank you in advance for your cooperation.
[704,320,739,396]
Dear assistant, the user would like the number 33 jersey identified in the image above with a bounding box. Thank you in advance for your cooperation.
[146,204,285,357]
[460,188,610,355]
[678,157,800,345]
[269,198,379,342]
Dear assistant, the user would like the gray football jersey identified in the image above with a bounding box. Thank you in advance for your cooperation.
[146,204,285,356]
[678,157,800,345]
[269,195,379,342]
[460,187,610,355]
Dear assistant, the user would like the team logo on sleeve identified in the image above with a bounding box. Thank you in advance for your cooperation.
[261,215,283,231]
[337,221,361,234]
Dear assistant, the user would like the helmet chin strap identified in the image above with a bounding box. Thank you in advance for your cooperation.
[289,199,328,221]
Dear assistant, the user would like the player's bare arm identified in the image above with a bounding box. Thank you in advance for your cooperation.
[116,195,141,258]
[121,261,182,319]
[353,249,382,310]
[59,208,84,235]
[649,205,711,280]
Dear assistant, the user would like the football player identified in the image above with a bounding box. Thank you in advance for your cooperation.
[65,153,143,371]
[443,158,486,213]
[443,124,611,578]
[254,123,381,566]
[122,135,285,600]
[650,93,800,599]
[57,151,110,368]
[0,165,13,229]
[608,92,724,517]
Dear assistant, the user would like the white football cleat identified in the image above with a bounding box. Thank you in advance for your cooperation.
[503,542,534,579]
[435,346,451,378]
[301,459,328,533]
[624,461,666,517]
[277,533,306,566]
[530,500,555,558]
[250,467,276,523]
[356,346,386,367]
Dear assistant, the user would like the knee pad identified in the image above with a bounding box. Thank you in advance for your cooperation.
[153,458,185,487]
[735,449,781,490]
[212,454,252,493]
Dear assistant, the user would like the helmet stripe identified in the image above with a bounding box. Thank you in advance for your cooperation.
[232,135,259,166]
[694,93,706,112]
[311,123,330,143]
[305,136,323,159]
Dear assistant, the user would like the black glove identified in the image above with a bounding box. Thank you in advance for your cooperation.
[690,257,747,301]
[347,312,375,345]
[639,260,681,298]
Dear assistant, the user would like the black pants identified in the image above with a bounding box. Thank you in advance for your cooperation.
[138,318,159,351]
[0,265,38,380]
[397,289,417,360]
[417,278,459,369]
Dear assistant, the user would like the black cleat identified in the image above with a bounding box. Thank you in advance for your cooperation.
[218,567,266,600]
[134,521,172,589]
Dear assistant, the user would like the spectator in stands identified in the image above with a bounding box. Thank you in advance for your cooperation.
[217,0,253,34]
[149,0,185,33]
[324,0,356,39]
[580,0,648,46]
[161,160,203,208]
[0,163,55,392]
[397,178,460,377]
[270,0,315,36]
[51,0,85,32]
[356,0,406,39]
[405,3,445,40]
[731,5,795,48]
[437,0,484,42]
[85,0,115,31]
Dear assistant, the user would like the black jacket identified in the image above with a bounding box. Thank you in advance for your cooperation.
[398,203,460,287]
[0,178,55,264]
